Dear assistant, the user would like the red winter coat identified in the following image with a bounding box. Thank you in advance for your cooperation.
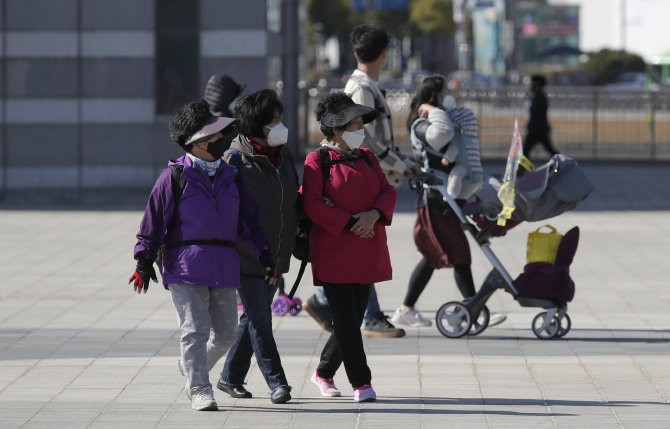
[303,147,396,285]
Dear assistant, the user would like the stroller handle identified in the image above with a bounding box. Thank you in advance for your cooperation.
[405,171,444,187]
[417,179,520,296]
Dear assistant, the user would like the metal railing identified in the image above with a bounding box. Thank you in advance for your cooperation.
[299,86,670,161]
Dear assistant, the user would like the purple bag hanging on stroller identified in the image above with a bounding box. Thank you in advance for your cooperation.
[513,226,580,304]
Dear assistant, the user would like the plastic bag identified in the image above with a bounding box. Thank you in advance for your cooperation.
[527,225,563,264]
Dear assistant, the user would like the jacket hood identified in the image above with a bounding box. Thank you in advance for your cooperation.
[168,155,189,168]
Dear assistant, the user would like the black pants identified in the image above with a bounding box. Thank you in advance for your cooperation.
[317,283,372,389]
[403,257,476,307]
[523,130,558,158]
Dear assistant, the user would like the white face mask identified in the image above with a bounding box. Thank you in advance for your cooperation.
[265,122,289,147]
[341,129,365,150]
[442,94,455,110]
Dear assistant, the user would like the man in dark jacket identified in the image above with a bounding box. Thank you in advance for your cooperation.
[209,89,298,404]
[523,74,559,158]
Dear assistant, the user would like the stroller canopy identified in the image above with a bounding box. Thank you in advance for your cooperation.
[475,154,594,222]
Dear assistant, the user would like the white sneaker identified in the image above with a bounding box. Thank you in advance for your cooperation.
[353,384,376,402]
[488,312,507,327]
[390,307,432,327]
[190,390,218,411]
[311,371,341,397]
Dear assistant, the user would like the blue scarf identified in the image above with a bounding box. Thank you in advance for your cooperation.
[187,153,221,176]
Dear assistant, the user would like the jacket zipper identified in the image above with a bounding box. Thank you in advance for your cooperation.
[275,163,284,273]
[193,173,219,212]
[211,180,218,212]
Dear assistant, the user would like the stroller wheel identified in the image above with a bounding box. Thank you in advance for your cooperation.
[532,312,559,339]
[288,297,302,316]
[556,313,571,338]
[271,294,290,316]
[469,305,490,336]
[435,301,472,338]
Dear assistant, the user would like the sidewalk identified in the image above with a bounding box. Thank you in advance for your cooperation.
[0,161,669,428]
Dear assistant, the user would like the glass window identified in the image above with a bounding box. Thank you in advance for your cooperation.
[156,0,200,115]
[267,0,281,33]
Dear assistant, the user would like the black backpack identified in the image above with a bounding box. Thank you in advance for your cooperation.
[288,147,373,296]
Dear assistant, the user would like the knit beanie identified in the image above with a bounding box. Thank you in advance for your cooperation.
[204,74,245,116]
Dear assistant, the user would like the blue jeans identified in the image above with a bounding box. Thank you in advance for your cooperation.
[220,275,288,390]
[316,284,382,323]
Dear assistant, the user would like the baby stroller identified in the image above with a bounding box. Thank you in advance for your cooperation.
[407,153,594,339]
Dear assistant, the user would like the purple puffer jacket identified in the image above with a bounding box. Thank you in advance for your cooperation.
[134,155,270,288]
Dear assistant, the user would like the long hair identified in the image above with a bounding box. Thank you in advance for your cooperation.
[406,74,445,131]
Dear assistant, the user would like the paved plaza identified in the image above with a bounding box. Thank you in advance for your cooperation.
[0,161,669,428]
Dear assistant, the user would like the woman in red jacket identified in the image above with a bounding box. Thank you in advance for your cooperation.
[303,93,397,402]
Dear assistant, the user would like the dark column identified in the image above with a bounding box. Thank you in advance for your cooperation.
[281,0,300,155]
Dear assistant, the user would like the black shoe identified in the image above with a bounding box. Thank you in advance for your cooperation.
[303,294,334,332]
[270,385,292,404]
[216,380,252,398]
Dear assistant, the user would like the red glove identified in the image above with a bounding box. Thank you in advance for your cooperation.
[128,258,157,294]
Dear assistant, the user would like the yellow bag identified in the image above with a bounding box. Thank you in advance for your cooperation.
[527,225,563,264]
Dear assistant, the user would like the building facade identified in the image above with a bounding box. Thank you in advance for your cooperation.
[0,0,276,192]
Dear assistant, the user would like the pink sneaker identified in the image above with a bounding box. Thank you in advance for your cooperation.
[310,371,341,397]
[353,384,376,402]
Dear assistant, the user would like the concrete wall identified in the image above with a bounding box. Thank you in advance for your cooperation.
[0,0,270,191]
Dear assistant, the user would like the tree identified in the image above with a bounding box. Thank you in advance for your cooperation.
[409,0,455,35]
[307,0,353,40]
[581,48,645,85]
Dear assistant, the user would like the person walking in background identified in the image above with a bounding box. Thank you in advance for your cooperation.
[129,99,275,411]
[303,24,412,339]
[523,74,559,159]
[204,74,246,118]
[304,92,396,402]
[390,75,506,329]
[212,89,297,404]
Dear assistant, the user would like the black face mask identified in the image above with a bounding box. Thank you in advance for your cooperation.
[205,138,227,159]
[204,125,238,159]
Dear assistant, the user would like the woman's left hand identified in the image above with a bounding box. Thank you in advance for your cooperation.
[418,103,435,118]
[264,267,277,285]
[350,210,380,238]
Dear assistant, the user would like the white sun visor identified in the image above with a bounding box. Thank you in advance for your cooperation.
[185,116,237,145]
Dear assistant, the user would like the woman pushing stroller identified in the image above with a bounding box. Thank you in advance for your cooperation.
[390,75,506,329]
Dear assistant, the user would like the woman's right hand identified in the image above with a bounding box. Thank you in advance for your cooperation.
[350,210,379,238]
[128,258,157,294]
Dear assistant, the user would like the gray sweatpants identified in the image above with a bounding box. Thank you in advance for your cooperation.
[169,284,238,395]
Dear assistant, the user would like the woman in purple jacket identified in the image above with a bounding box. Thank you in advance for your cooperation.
[129,99,275,412]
